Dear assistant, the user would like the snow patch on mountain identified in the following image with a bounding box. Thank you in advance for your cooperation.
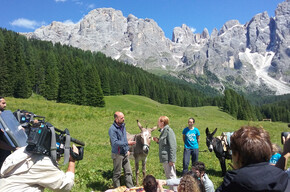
[239,48,290,95]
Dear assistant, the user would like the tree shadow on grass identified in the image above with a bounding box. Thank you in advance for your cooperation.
[176,169,183,177]
[206,168,224,177]
[86,169,113,191]
[87,169,133,191]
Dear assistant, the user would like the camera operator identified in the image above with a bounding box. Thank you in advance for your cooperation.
[0,144,79,192]
[276,133,290,178]
[0,97,17,169]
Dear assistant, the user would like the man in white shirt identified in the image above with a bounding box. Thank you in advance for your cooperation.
[0,145,79,192]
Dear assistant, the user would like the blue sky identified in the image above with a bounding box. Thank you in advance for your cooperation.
[0,0,285,39]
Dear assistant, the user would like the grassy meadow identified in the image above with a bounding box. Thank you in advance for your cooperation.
[5,94,289,192]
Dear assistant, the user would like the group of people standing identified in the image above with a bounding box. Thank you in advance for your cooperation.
[109,112,202,191]
[109,111,290,192]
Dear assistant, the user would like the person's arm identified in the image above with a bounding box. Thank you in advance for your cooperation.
[197,129,200,145]
[66,145,79,174]
[153,136,159,143]
[109,128,128,148]
[183,134,185,143]
[157,180,165,192]
[203,173,215,192]
[168,129,177,164]
[0,140,16,151]
[165,178,181,186]
[275,135,290,170]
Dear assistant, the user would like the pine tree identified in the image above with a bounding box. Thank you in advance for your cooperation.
[58,55,76,104]
[13,37,31,98]
[44,51,59,100]
[74,58,87,105]
[99,67,110,96]
[2,30,17,96]
[85,65,105,107]
[0,30,9,96]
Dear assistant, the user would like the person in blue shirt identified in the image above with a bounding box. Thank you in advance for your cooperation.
[270,143,282,165]
[108,111,136,188]
[182,117,200,175]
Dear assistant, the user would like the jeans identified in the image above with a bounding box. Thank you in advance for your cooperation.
[182,148,199,175]
[112,153,134,188]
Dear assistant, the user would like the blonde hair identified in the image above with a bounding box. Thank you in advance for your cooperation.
[159,116,169,126]
[177,175,201,192]
[272,143,282,155]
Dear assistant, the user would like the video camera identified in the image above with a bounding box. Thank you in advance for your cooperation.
[281,132,290,144]
[13,109,45,135]
[13,109,85,164]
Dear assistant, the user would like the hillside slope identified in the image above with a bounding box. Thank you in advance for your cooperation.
[5,95,288,191]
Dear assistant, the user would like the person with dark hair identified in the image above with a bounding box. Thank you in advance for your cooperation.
[182,117,200,175]
[0,144,79,191]
[216,126,289,192]
[161,162,213,192]
[191,162,214,192]
[109,111,136,188]
[143,174,164,192]
[0,97,17,169]
[153,116,177,191]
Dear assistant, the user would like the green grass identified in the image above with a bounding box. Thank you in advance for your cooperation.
[5,94,289,192]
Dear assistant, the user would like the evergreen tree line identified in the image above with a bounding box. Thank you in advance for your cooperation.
[1,28,289,123]
[221,89,290,122]
[0,28,218,108]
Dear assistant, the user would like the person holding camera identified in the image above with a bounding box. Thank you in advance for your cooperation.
[216,126,289,192]
[0,144,79,192]
[109,111,136,188]
[0,97,17,170]
[276,133,290,179]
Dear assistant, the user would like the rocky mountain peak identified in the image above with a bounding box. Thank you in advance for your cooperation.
[23,1,290,96]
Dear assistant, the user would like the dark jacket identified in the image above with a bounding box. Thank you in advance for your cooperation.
[216,162,289,192]
[108,122,129,155]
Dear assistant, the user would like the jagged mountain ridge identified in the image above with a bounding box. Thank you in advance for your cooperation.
[24,0,290,95]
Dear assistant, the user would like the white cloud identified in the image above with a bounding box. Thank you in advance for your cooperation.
[63,19,75,25]
[73,0,83,5]
[190,27,196,33]
[10,18,45,29]
[87,4,95,9]
[55,0,67,2]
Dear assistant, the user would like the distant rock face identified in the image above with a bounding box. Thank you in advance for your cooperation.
[24,0,290,95]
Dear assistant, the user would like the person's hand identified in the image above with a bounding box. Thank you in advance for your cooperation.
[157,179,166,186]
[127,151,130,156]
[169,161,174,166]
[128,138,136,146]
[153,137,159,143]
[157,180,165,192]
[69,144,79,162]
[282,134,290,156]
